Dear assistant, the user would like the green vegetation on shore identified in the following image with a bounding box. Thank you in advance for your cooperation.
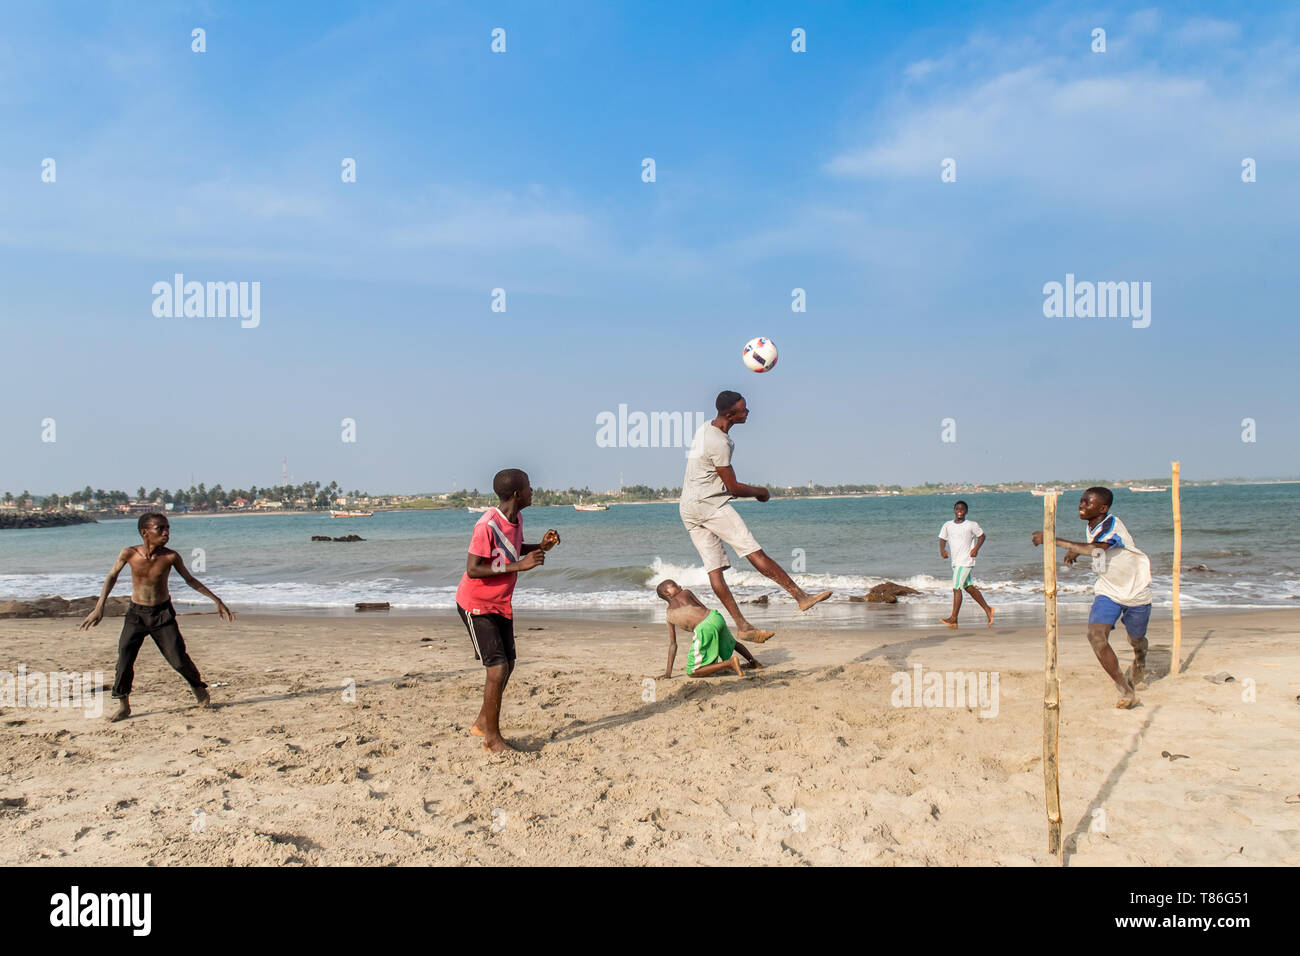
[4,475,1290,520]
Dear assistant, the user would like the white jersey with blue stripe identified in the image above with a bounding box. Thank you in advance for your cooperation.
[1086,514,1153,606]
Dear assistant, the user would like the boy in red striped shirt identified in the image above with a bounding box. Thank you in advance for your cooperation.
[455,469,559,753]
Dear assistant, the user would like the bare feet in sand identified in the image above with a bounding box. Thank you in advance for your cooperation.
[1115,683,1140,709]
[469,724,486,737]
[729,657,744,677]
[737,628,775,644]
[1128,660,1148,691]
[193,687,211,708]
[742,660,763,670]
[985,607,995,628]
[940,617,958,628]
[109,699,131,722]
[482,736,515,753]
[797,590,832,612]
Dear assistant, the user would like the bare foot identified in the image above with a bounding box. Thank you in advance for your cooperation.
[482,736,515,753]
[985,607,995,628]
[1129,661,1148,691]
[797,590,832,612]
[108,700,131,722]
[940,618,958,629]
[729,657,744,677]
[469,724,486,737]
[743,660,763,670]
[1115,688,1140,709]
[193,686,211,708]
[737,628,775,644]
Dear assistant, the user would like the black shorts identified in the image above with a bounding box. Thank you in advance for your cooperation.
[456,604,516,668]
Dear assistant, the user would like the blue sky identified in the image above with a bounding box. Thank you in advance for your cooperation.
[2,1,1297,495]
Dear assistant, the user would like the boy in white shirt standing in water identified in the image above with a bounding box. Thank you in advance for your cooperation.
[939,500,994,628]
[1032,486,1152,709]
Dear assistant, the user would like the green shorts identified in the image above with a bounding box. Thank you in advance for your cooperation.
[686,610,736,675]
[952,566,975,589]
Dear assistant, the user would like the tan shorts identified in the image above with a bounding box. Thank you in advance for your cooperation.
[684,504,762,573]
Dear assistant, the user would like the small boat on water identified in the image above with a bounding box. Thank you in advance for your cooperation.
[1029,486,1062,496]
[574,503,609,511]
[330,510,373,517]
[467,506,490,513]
[1129,485,1168,493]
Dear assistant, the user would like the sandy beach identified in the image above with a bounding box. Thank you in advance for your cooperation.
[1,608,1297,866]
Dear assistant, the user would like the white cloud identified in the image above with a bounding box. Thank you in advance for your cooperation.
[904,58,942,78]
[825,29,1300,209]
[1174,17,1241,45]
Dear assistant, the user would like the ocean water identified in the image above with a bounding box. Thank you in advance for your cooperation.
[1,485,1297,629]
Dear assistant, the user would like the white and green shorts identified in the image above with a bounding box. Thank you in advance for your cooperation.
[951,566,975,589]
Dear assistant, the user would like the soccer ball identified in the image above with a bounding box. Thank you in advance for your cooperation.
[742,337,778,373]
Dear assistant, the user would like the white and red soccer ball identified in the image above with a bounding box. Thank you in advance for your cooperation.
[742,337,778,373]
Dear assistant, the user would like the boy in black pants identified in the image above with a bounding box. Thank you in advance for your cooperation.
[79,512,234,721]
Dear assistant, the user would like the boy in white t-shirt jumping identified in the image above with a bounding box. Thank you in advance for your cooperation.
[939,500,994,628]
[1032,486,1152,709]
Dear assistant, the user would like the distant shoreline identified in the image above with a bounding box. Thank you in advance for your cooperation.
[7,479,1295,525]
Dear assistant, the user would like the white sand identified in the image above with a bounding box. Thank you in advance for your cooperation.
[1,609,1297,865]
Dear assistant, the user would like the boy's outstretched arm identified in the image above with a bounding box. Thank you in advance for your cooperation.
[78,548,131,630]
[661,624,677,678]
[1030,532,1115,565]
[173,552,236,621]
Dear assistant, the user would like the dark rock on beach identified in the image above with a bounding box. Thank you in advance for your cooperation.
[0,596,131,619]
[0,512,98,530]
[849,582,924,604]
[312,534,364,542]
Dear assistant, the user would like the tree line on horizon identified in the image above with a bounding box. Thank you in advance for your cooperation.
[2,475,1254,514]
[2,481,371,512]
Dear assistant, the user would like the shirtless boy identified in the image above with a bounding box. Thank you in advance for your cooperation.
[656,579,761,678]
[79,512,235,721]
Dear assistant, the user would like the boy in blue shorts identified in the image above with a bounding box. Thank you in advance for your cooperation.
[655,579,761,678]
[1032,486,1152,709]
